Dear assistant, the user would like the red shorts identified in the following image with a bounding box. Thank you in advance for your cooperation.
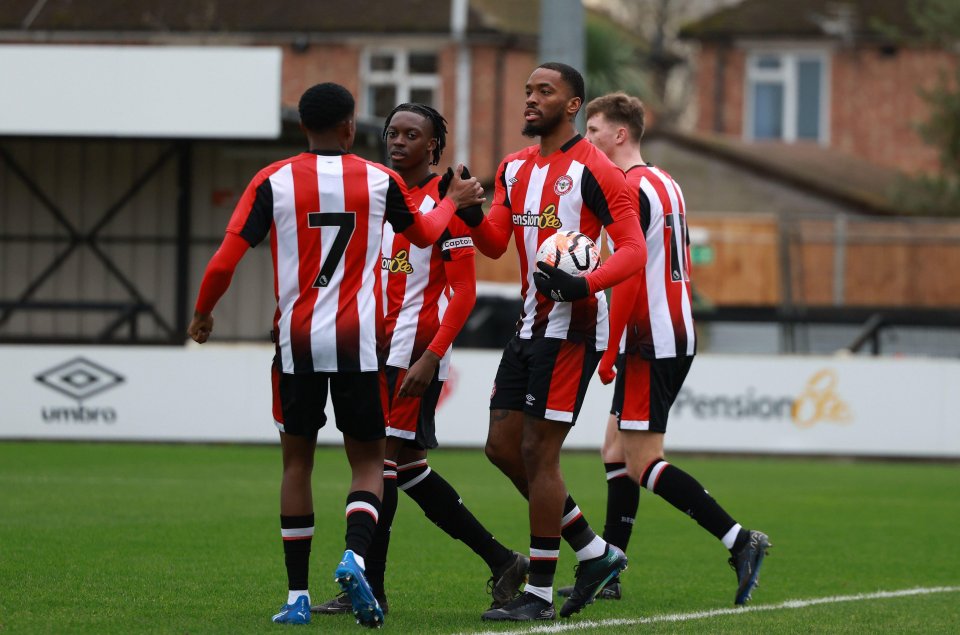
[611,353,693,433]
[381,365,442,449]
[490,336,600,424]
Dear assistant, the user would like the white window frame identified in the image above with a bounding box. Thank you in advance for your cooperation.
[743,48,831,145]
[359,47,441,122]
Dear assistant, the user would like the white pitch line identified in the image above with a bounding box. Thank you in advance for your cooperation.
[458,585,960,635]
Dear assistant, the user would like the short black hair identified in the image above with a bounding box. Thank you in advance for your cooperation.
[298,83,355,133]
[382,103,448,165]
[537,62,585,107]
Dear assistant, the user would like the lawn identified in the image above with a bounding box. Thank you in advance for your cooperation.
[0,442,957,633]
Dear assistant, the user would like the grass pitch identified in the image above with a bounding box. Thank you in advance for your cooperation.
[0,442,958,634]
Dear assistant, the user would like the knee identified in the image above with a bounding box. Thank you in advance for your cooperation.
[485,436,509,469]
[627,453,664,487]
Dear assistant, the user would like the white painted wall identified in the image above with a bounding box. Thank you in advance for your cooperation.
[1,345,957,458]
[0,45,281,138]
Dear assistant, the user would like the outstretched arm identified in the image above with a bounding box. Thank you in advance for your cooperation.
[397,165,486,247]
[188,232,250,343]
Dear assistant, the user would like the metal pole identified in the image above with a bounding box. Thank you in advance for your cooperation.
[539,0,586,131]
[451,0,471,167]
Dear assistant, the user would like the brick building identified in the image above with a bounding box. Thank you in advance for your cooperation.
[679,0,956,175]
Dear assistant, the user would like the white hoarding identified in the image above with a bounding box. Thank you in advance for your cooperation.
[0,345,957,458]
[0,45,282,138]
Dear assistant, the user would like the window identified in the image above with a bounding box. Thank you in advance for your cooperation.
[745,51,829,144]
[361,49,440,120]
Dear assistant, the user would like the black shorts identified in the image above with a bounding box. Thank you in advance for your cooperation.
[489,336,600,424]
[271,359,385,441]
[382,365,441,450]
[610,353,693,433]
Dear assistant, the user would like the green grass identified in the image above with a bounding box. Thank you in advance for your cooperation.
[0,442,958,634]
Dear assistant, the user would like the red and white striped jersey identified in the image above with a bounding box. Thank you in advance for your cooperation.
[381,174,474,381]
[491,135,636,349]
[226,150,419,374]
[613,164,696,358]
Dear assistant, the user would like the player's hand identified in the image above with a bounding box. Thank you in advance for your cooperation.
[438,166,485,227]
[597,348,617,384]
[187,311,214,343]
[533,262,590,302]
[444,164,486,211]
[398,351,440,398]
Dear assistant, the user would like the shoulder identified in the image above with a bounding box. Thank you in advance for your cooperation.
[500,145,538,167]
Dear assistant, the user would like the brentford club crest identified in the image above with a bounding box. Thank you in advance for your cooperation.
[553,174,573,196]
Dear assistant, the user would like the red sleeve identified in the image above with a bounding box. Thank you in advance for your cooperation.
[426,253,476,358]
[469,160,513,257]
[403,197,457,247]
[584,214,646,293]
[601,267,643,369]
[194,232,250,314]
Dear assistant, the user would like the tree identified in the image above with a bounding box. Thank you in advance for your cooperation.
[891,0,960,215]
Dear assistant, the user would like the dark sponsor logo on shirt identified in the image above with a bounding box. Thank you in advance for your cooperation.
[382,249,415,274]
[512,204,562,229]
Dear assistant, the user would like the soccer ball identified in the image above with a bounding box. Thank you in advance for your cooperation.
[535,230,600,276]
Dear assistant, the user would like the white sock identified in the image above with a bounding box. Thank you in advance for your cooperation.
[287,590,309,604]
[722,523,742,550]
[524,584,553,603]
[575,535,607,561]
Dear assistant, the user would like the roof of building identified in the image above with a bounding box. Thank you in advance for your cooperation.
[649,127,909,216]
[679,0,924,43]
[0,0,537,40]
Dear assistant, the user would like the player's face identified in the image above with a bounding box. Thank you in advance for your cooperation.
[385,111,437,172]
[522,68,578,138]
[585,113,620,158]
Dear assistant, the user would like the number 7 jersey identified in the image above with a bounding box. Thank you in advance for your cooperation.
[225,150,419,374]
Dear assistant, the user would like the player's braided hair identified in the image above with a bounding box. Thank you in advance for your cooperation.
[382,103,447,165]
[299,83,355,133]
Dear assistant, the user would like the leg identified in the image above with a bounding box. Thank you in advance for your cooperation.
[275,430,317,624]
[601,412,639,552]
[485,409,529,497]
[619,354,771,605]
[330,372,388,628]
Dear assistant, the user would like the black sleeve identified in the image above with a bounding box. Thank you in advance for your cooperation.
[581,167,615,226]
[238,178,274,247]
[639,188,651,235]
[385,176,415,233]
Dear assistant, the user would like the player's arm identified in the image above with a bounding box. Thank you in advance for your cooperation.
[188,232,249,343]
[188,171,272,343]
[390,165,485,247]
[398,229,477,397]
[455,161,513,258]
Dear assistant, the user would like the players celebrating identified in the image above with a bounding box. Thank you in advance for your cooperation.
[187,83,484,628]
[311,103,528,618]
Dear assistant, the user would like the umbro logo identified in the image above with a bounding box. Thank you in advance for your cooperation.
[508,177,519,185]
[35,357,125,403]
[525,393,536,405]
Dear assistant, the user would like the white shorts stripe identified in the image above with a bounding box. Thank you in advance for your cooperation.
[544,408,574,423]
[385,426,416,440]
[644,460,669,492]
[346,501,379,522]
[398,466,432,491]
[620,419,651,431]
